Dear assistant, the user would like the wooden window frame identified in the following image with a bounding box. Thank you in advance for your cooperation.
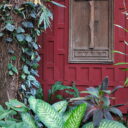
[68,0,114,64]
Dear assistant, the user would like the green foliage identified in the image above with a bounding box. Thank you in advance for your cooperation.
[82,119,126,128]
[52,100,68,115]
[48,81,79,102]
[0,0,54,105]
[69,77,123,127]
[64,103,87,128]
[21,113,37,128]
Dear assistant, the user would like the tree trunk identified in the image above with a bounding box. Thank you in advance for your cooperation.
[0,41,21,105]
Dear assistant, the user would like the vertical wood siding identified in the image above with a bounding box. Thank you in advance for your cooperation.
[38,0,128,112]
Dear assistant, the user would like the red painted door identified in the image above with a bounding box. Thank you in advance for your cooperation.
[39,0,128,112]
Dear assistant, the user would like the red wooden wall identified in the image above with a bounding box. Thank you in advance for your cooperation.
[38,0,128,112]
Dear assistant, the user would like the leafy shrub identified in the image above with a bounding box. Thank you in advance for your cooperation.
[82,119,126,128]
[69,77,124,127]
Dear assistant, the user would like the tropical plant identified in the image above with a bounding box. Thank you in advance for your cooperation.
[82,119,126,128]
[0,96,87,128]
[69,77,124,127]
[48,81,80,103]
[28,96,87,128]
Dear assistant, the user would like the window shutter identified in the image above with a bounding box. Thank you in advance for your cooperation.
[69,0,113,63]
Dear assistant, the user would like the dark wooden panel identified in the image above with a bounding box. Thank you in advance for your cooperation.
[69,0,113,63]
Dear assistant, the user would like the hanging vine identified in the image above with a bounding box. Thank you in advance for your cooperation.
[0,0,54,103]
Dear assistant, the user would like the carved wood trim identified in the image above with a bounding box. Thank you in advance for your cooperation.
[69,0,114,64]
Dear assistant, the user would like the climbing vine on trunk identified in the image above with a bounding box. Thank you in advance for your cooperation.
[0,0,53,104]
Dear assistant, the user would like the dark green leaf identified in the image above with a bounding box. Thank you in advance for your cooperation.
[11,56,17,61]
[100,77,108,90]
[8,63,13,70]
[93,110,103,127]
[109,107,123,118]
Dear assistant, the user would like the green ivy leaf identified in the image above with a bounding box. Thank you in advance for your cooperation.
[16,27,25,33]
[11,56,17,61]
[21,74,26,80]
[27,75,36,81]
[23,65,30,74]
[8,71,14,76]
[16,34,25,42]
[0,32,4,37]
[25,35,32,42]
[5,23,15,32]
[22,22,34,28]
[21,84,26,91]
[12,66,18,74]
[8,63,13,70]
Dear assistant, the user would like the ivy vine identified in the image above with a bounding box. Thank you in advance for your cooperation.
[0,0,53,103]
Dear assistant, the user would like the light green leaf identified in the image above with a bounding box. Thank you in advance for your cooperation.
[51,1,66,8]
[114,62,128,65]
[5,23,15,32]
[52,101,68,115]
[112,50,126,55]
[35,99,64,128]
[64,103,87,128]
[21,113,37,128]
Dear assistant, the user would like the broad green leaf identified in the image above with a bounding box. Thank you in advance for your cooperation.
[28,96,37,113]
[52,101,68,115]
[21,113,37,128]
[82,119,126,128]
[35,99,64,128]
[5,99,28,112]
[64,103,87,128]
[0,110,15,120]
